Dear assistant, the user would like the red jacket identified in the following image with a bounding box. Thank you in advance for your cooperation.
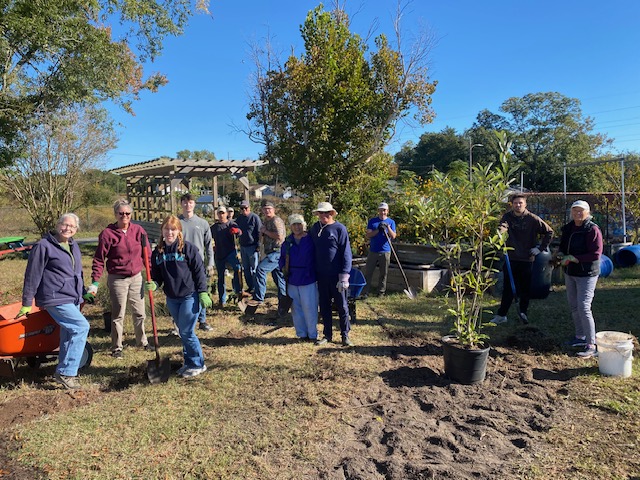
[92,222,149,281]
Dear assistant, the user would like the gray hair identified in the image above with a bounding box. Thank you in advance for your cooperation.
[57,213,80,230]
[113,199,132,215]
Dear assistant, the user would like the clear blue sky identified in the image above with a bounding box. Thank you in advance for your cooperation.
[105,0,640,170]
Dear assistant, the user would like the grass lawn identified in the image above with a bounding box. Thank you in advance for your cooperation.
[1,244,639,479]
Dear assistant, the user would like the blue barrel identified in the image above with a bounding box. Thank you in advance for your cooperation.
[599,254,614,278]
[615,245,640,268]
[530,249,553,299]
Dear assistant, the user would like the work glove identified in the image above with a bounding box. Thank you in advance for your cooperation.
[15,306,31,318]
[87,281,99,296]
[378,222,389,232]
[529,247,541,256]
[336,273,350,293]
[82,292,95,304]
[199,292,213,309]
[206,265,215,277]
[144,281,158,292]
[229,227,241,236]
[560,255,579,267]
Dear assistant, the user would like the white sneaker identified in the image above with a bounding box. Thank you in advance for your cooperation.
[491,315,508,324]
[180,364,207,378]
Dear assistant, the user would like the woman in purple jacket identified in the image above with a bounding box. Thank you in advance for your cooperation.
[279,214,318,341]
[17,213,90,390]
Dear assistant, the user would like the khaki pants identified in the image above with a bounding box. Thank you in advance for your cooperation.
[108,272,147,351]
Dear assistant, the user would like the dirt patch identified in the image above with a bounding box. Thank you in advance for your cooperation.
[0,388,104,479]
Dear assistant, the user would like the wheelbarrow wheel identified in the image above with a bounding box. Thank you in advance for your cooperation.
[79,343,93,370]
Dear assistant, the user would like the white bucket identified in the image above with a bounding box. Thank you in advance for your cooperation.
[595,331,634,378]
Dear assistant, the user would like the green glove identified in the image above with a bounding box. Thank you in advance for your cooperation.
[82,292,95,304]
[199,292,213,309]
[560,255,578,267]
[15,306,32,318]
[145,281,157,292]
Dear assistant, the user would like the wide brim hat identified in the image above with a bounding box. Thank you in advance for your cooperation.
[313,201,337,214]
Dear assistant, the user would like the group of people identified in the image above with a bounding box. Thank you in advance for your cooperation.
[16,192,603,391]
[493,194,603,358]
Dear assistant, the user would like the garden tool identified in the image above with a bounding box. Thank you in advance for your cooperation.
[141,235,171,384]
[382,227,417,299]
[503,254,528,325]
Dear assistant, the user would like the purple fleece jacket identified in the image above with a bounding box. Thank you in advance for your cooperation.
[22,232,84,308]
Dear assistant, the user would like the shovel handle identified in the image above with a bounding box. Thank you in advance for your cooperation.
[141,235,160,355]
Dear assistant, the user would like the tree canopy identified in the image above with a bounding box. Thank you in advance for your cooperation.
[245,4,437,212]
[0,0,205,166]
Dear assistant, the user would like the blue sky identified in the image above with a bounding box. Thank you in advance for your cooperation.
[105,0,640,170]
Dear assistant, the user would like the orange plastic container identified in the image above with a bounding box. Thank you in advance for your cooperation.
[0,302,60,356]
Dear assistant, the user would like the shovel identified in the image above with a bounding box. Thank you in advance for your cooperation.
[382,228,417,299]
[503,254,527,324]
[141,235,171,384]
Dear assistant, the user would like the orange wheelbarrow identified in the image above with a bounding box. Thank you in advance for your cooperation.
[0,301,93,380]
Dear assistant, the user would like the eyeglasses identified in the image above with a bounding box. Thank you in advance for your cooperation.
[240,207,249,210]
[60,224,77,230]
[118,212,131,216]
[318,212,331,216]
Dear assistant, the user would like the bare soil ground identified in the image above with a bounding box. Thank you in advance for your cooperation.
[2,311,638,480]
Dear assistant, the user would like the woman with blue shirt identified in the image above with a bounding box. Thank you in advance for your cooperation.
[279,214,318,341]
[150,215,213,378]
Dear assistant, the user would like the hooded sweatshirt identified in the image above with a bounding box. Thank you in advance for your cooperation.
[151,241,207,299]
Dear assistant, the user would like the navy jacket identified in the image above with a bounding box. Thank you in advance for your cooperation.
[309,221,352,277]
[236,212,262,247]
[151,241,207,299]
[279,234,316,286]
[22,232,84,308]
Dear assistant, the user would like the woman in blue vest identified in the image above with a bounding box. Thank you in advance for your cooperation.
[557,200,603,358]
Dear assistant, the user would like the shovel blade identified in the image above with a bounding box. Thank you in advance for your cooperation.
[147,356,171,384]
[404,288,418,300]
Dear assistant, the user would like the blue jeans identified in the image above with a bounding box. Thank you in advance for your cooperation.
[46,304,90,377]
[253,251,286,302]
[565,274,598,345]
[166,294,205,369]
[240,245,259,292]
[289,283,319,339]
[317,274,350,340]
[215,250,241,304]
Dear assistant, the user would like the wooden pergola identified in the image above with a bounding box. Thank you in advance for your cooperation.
[111,157,267,240]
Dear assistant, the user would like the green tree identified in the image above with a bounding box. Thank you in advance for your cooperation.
[472,92,611,192]
[0,105,117,233]
[0,0,207,166]
[395,127,467,176]
[245,4,437,214]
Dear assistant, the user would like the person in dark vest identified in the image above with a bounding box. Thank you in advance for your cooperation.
[492,193,553,325]
[557,200,603,358]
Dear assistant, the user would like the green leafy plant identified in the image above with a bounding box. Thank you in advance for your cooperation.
[400,132,518,348]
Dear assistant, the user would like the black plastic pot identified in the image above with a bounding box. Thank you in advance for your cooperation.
[442,335,490,384]
[103,311,112,333]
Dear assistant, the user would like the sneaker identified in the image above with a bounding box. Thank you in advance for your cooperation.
[198,322,213,331]
[576,345,598,358]
[170,325,181,337]
[315,337,329,346]
[491,315,508,325]
[111,350,123,359]
[341,335,354,347]
[518,312,529,324]
[54,372,81,390]
[564,336,588,347]
[180,364,207,378]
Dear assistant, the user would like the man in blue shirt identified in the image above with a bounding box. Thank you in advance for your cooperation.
[363,202,397,297]
[235,200,262,295]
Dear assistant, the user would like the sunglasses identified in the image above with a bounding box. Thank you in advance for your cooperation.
[240,206,249,210]
[118,211,131,216]
[318,211,331,216]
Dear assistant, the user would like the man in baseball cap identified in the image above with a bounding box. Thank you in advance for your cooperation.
[363,201,397,297]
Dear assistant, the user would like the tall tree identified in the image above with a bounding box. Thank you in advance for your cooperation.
[244,3,437,213]
[395,127,467,176]
[0,0,207,166]
[472,92,611,192]
[0,105,117,233]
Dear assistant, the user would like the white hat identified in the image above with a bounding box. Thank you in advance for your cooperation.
[217,206,227,213]
[313,202,337,214]
[378,202,389,210]
[288,213,306,228]
[570,200,590,211]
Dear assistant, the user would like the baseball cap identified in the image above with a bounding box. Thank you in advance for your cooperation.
[261,200,275,208]
[570,200,590,211]
[217,206,227,213]
[288,213,305,226]
[240,200,250,208]
[378,202,389,210]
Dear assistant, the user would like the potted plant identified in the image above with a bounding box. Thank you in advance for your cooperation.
[402,132,516,383]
